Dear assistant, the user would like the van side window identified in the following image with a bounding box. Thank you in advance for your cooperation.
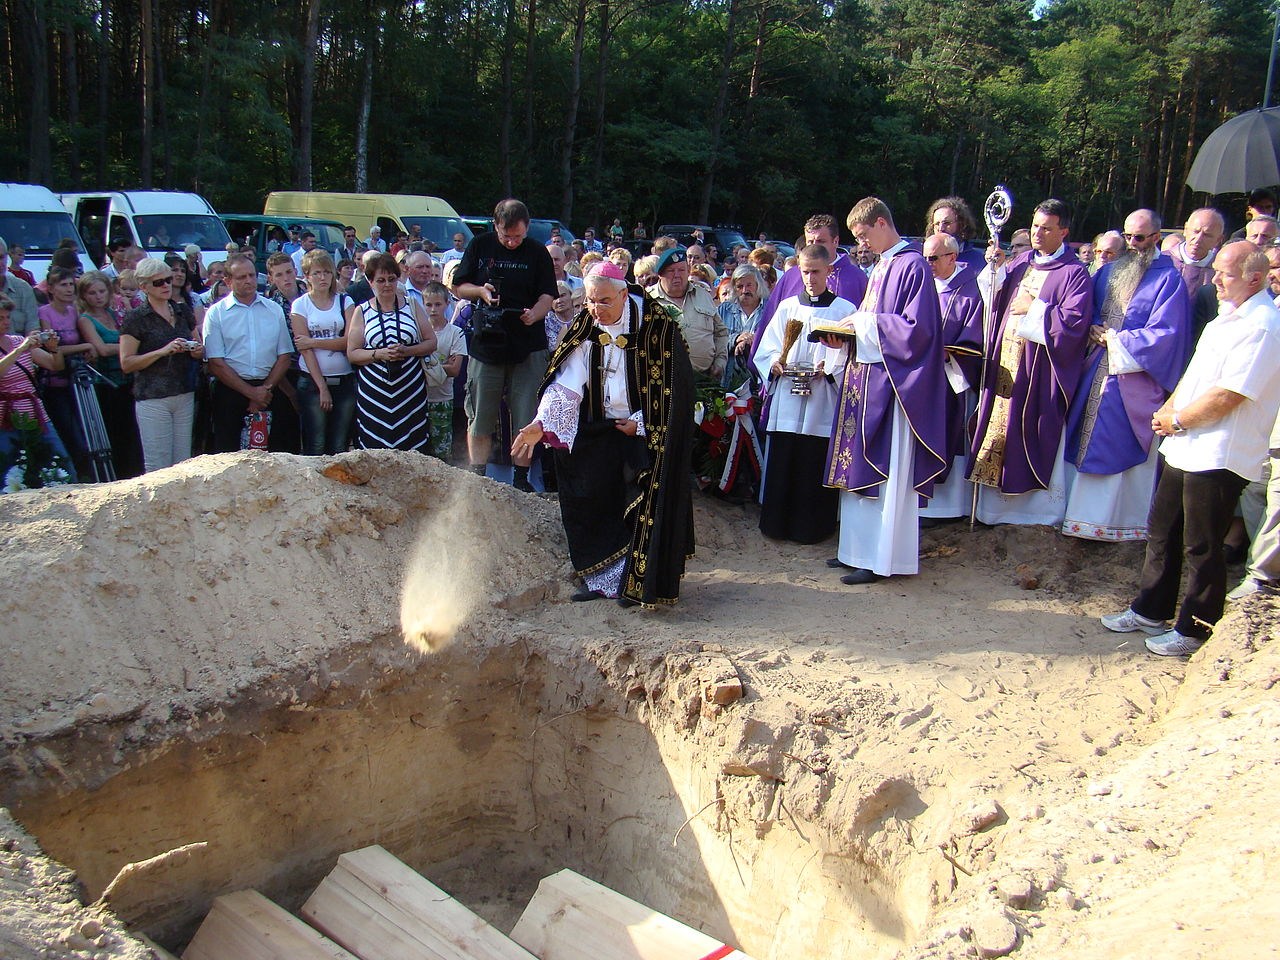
[110,214,134,245]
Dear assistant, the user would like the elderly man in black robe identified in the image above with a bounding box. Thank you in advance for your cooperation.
[512,262,695,608]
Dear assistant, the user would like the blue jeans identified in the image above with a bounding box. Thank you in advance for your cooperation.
[297,373,356,455]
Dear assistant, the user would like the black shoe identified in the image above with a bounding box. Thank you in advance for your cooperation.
[826,557,854,569]
[617,596,640,608]
[840,568,885,585]
[571,587,605,602]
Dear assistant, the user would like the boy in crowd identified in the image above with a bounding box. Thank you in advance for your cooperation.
[421,281,467,462]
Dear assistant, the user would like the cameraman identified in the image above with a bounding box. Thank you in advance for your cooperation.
[450,198,557,490]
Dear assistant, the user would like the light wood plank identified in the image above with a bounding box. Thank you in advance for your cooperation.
[509,870,754,960]
[301,845,535,960]
[182,889,359,960]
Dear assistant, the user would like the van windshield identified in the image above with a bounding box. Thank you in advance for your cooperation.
[134,215,233,251]
[0,213,87,254]
[400,217,472,250]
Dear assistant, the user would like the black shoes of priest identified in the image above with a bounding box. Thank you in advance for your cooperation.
[840,568,885,585]
[571,587,605,602]
[825,557,853,569]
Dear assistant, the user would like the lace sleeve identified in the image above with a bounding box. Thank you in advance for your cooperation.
[536,383,582,450]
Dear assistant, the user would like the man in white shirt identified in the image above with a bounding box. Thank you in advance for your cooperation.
[441,232,468,263]
[366,225,388,253]
[1103,241,1280,656]
[204,255,299,453]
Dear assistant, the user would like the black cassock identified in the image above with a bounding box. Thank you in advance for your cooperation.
[540,295,696,607]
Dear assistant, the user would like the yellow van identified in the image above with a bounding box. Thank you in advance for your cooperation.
[262,192,470,251]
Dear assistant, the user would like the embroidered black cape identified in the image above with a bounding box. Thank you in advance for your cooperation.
[540,295,696,607]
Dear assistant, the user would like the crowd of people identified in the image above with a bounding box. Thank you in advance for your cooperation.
[2,188,1279,641]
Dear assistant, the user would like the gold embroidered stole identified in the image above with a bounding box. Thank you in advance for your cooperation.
[970,265,1051,487]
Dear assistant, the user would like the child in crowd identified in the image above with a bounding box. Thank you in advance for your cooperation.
[113,270,143,312]
[420,281,466,462]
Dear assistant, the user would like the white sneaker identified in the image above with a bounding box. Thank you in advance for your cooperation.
[1100,608,1168,635]
[1227,578,1277,601]
[1144,629,1205,657]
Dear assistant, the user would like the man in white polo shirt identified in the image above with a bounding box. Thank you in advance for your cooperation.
[1102,241,1280,656]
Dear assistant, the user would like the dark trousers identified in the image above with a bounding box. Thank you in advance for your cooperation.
[210,380,300,454]
[1131,464,1248,640]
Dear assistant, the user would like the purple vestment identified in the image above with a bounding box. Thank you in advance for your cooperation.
[825,246,947,497]
[957,243,987,276]
[749,253,868,361]
[1064,254,1191,474]
[968,248,1094,494]
[1171,242,1216,294]
[936,263,986,475]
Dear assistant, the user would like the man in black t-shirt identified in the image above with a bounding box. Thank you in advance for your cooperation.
[450,198,557,489]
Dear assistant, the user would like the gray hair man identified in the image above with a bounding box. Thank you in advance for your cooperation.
[1061,208,1192,543]
[0,237,38,335]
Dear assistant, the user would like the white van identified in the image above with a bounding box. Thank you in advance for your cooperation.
[0,182,94,284]
[60,190,234,270]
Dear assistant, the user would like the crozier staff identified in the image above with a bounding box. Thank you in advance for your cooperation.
[512,262,695,608]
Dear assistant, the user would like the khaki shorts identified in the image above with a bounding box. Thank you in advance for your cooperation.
[465,350,550,437]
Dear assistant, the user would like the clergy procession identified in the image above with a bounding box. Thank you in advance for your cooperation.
[639,189,1280,661]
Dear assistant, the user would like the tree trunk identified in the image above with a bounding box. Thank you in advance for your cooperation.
[498,0,517,197]
[153,0,171,185]
[558,0,588,224]
[296,0,322,190]
[97,0,110,186]
[63,20,82,187]
[1176,77,1202,225]
[697,0,740,224]
[748,0,764,99]
[589,0,610,228]
[355,11,375,191]
[522,0,538,193]
[17,0,52,184]
[139,0,154,187]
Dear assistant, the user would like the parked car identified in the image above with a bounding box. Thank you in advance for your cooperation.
[462,216,577,248]
[0,182,94,282]
[61,190,233,270]
[752,239,796,260]
[655,223,749,259]
[221,214,346,274]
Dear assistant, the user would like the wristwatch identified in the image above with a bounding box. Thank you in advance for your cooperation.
[1171,414,1186,435]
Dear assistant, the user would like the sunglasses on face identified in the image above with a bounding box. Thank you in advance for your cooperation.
[150,277,173,288]
[1122,232,1157,242]
[925,253,956,263]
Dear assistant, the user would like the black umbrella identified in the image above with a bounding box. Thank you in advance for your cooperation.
[1186,107,1280,195]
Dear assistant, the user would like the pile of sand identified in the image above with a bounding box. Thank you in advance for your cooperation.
[0,450,1275,958]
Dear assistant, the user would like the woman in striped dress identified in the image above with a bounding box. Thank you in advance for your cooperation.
[346,253,438,451]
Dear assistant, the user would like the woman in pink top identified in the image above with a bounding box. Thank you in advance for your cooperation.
[37,266,94,478]
[0,295,70,479]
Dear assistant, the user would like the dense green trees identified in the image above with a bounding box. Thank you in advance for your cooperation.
[0,0,1272,237]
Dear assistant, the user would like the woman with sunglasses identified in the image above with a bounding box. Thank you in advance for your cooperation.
[119,258,203,472]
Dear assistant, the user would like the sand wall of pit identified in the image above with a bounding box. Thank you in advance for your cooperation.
[2,453,947,958]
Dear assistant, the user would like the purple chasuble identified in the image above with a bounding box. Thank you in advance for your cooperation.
[749,253,868,361]
[936,263,986,471]
[968,248,1093,494]
[825,246,948,497]
[957,243,987,276]
[1064,253,1192,474]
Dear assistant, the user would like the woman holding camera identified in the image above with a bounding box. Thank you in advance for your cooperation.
[0,295,71,472]
[120,257,204,472]
[346,253,436,452]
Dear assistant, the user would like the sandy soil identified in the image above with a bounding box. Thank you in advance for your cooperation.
[0,451,1276,959]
